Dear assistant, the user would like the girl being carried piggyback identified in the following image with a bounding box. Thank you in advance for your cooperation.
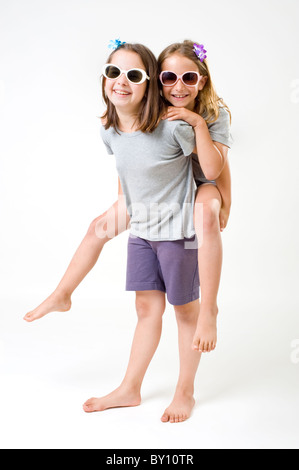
[158,40,232,353]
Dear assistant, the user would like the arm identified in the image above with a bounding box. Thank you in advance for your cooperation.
[165,107,226,180]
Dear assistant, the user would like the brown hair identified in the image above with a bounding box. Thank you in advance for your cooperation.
[102,43,165,133]
[158,40,231,124]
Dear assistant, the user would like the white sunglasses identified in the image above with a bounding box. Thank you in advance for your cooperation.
[102,64,150,84]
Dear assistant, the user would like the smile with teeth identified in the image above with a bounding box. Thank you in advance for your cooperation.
[172,94,189,98]
[114,89,131,96]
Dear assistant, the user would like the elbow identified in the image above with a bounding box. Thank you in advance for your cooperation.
[204,166,222,181]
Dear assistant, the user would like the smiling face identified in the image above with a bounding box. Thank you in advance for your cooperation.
[161,53,207,111]
[104,49,148,115]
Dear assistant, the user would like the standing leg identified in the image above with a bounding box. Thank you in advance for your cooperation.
[83,290,165,412]
[192,184,222,352]
[24,196,129,322]
[161,299,201,423]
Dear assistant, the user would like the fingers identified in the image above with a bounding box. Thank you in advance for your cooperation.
[162,106,184,121]
[163,111,181,121]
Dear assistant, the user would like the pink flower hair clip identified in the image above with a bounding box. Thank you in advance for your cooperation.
[193,43,207,62]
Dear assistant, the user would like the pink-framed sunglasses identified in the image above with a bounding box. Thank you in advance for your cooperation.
[159,70,202,87]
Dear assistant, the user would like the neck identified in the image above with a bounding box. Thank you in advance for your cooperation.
[116,108,139,133]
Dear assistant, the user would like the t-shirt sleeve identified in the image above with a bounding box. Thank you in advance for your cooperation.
[100,125,113,155]
[172,122,195,156]
[207,107,233,148]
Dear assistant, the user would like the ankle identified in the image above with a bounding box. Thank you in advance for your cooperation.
[53,287,72,301]
[120,380,142,396]
[174,383,194,398]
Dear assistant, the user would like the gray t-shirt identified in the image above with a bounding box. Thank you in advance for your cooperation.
[100,119,196,241]
[192,107,233,185]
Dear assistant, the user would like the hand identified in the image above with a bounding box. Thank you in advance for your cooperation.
[219,206,230,231]
[163,106,203,128]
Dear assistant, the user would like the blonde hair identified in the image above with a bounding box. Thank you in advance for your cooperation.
[158,40,231,124]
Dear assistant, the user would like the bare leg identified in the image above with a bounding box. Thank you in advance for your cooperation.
[161,300,201,423]
[24,197,129,322]
[83,290,165,412]
[192,184,222,352]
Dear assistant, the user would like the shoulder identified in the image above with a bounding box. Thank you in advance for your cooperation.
[208,106,230,126]
[207,106,231,132]
[217,106,231,123]
[100,122,114,137]
[207,106,233,148]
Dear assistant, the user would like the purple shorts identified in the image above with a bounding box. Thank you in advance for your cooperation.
[126,235,200,306]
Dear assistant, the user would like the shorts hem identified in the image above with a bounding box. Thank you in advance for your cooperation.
[126,281,166,293]
[167,286,200,306]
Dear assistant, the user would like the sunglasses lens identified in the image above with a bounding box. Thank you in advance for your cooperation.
[127,69,144,83]
[105,65,121,79]
[161,71,177,85]
[183,72,198,86]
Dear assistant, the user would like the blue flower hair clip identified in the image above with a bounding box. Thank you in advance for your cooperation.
[108,38,126,51]
[193,43,207,62]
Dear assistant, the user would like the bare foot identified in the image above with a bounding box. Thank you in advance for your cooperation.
[192,306,218,352]
[161,391,195,423]
[83,385,141,413]
[23,290,72,322]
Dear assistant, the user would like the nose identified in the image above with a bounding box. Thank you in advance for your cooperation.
[117,73,129,86]
[173,78,185,90]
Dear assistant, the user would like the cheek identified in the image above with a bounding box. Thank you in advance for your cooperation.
[104,81,112,96]
[191,86,199,98]
[162,87,171,100]
[133,83,147,101]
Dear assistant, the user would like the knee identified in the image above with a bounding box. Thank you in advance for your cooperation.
[194,200,220,233]
[88,212,109,241]
[135,295,165,321]
[174,302,199,323]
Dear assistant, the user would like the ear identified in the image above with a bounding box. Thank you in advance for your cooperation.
[198,75,208,91]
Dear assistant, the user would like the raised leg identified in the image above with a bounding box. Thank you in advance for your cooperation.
[24,196,129,322]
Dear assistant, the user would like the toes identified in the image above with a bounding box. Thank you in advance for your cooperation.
[162,410,189,424]
[192,337,201,351]
[169,414,186,423]
[83,398,96,412]
[24,313,33,322]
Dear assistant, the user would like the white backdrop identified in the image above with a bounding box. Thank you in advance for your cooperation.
[0,0,298,449]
